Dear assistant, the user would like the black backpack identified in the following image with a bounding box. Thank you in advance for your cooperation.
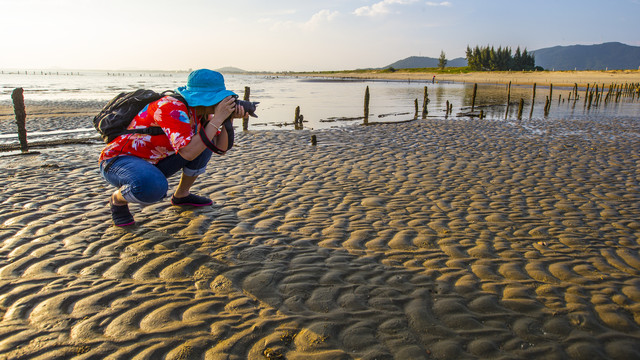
[94,89,175,143]
[93,89,234,152]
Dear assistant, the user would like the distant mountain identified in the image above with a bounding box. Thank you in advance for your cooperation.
[385,56,468,69]
[532,42,640,70]
[216,66,248,73]
[384,42,640,71]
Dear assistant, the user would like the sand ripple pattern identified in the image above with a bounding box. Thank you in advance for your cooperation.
[2,118,640,359]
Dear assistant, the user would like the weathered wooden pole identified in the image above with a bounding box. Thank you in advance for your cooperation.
[12,88,28,153]
[297,115,304,130]
[445,100,450,117]
[517,98,524,119]
[311,134,317,146]
[364,86,370,125]
[414,98,418,119]
[549,84,553,106]
[544,96,550,117]
[529,83,536,118]
[421,86,428,119]
[505,81,512,119]
[242,86,250,131]
[584,84,590,107]
[471,83,477,112]
[294,106,301,129]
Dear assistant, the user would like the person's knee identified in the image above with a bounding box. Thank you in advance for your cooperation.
[130,176,168,204]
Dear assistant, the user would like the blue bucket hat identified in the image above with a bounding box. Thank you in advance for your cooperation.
[175,69,237,107]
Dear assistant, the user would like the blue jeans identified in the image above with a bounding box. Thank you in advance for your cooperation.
[100,150,212,205]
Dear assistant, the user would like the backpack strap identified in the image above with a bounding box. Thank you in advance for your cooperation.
[122,91,187,139]
[120,127,165,136]
[161,90,187,105]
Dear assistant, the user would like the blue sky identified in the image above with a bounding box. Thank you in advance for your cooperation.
[1,0,638,71]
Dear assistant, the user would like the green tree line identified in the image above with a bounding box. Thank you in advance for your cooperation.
[465,45,538,71]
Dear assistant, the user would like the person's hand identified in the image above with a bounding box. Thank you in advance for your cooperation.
[213,96,237,120]
[233,103,246,119]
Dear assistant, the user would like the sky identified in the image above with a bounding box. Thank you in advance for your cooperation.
[1,0,638,72]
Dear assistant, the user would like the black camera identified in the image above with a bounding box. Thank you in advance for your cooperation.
[235,98,259,118]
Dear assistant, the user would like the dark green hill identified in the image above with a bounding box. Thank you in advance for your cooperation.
[384,42,640,71]
[532,42,640,70]
[385,56,468,69]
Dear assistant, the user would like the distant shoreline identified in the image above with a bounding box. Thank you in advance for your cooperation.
[286,70,640,88]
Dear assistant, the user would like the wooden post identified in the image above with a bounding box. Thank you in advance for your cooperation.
[505,81,511,119]
[445,100,450,117]
[544,96,550,116]
[549,83,553,106]
[242,86,250,131]
[414,98,418,119]
[471,83,477,112]
[294,106,301,129]
[421,86,428,119]
[517,98,524,119]
[364,86,370,125]
[529,83,536,118]
[584,83,590,107]
[12,88,28,153]
[311,134,317,146]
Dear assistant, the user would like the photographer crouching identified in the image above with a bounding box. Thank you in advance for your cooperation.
[98,69,257,226]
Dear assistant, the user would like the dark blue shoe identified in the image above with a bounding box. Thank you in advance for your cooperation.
[110,200,135,226]
[171,193,213,207]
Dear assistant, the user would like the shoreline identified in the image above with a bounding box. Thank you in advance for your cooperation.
[291,69,640,87]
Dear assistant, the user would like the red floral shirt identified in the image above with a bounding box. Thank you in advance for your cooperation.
[99,96,195,164]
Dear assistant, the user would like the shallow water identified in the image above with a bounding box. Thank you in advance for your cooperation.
[1,71,638,139]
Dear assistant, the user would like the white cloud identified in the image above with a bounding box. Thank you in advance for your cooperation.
[426,1,452,6]
[354,0,418,17]
[304,9,340,29]
[265,9,339,31]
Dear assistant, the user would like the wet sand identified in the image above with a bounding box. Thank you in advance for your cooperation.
[1,114,640,359]
[298,70,640,87]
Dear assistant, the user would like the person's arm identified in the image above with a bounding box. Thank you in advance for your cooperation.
[178,96,243,161]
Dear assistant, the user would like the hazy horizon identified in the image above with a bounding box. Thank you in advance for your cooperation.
[1,0,638,72]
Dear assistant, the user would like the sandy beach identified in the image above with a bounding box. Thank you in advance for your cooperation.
[1,107,640,359]
[298,70,640,88]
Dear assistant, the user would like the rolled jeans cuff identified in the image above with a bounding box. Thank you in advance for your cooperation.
[183,165,207,177]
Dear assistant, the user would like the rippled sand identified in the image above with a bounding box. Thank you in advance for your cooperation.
[1,117,640,359]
